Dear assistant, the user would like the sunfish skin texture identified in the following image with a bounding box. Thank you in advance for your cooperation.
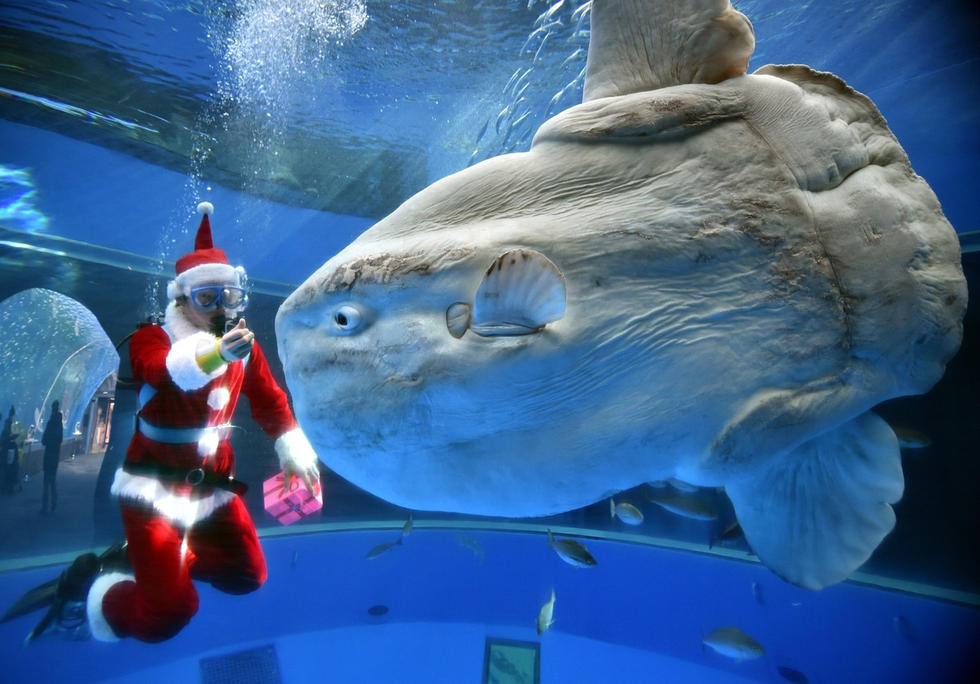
[277,0,966,590]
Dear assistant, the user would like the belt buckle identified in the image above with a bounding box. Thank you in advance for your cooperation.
[186,468,205,486]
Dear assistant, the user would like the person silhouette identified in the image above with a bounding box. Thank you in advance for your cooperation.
[2,406,25,494]
[41,400,64,513]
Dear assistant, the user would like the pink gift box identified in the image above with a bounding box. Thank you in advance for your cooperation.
[263,471,322,525]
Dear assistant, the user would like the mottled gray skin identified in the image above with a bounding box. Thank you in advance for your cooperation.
[277,0,966,589]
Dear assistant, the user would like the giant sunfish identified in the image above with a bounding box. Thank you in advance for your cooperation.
[276,0,966,590]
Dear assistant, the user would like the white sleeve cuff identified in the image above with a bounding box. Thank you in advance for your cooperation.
[166,331,226,391]
[275,428,319,471]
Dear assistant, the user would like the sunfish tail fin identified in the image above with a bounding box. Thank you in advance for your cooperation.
[726,411,904,590]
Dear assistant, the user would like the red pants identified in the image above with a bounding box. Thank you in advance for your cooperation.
[102,497,267,642]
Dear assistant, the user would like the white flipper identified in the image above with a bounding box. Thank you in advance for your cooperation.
[726,412,904,590]
[471,249,565,336]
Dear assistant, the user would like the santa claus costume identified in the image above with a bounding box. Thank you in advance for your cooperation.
[87,203,318,642]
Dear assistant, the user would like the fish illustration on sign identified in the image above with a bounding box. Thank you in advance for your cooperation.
[276,0,966,590]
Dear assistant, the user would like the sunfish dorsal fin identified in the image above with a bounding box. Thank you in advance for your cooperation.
[471,249,566,336]
[584,0,755,101]
[726,411,904,590]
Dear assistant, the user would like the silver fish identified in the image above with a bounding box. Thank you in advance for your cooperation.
[610,498,644,525]
[537,589,556,635]
[402,514,413,536]
[647,493,718,521]
[547,529,597,567]
[365,537,402,559]
[891,425,932,450]
[702,626,765,661]
[455,533,485,562]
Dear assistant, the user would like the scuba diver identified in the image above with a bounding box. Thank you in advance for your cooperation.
[2,202,320,643]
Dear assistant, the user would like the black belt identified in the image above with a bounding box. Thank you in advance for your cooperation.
[122,461,248,496]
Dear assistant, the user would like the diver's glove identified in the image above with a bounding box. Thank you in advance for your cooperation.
[218,318,254,361]
[275,428,320,494]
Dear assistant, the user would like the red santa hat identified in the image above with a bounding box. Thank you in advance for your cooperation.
[166,202,238,301]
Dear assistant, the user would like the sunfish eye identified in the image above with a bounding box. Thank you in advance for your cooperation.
[331,304,364,334]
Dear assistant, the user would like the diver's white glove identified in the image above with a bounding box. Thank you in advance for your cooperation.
[275,428,320,495]
[219,318,254,361]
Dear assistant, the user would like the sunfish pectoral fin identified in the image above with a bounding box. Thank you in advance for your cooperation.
[470,249,566,337]
[725,412,904,590]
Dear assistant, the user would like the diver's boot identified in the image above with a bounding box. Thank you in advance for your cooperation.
[26,551,100,642]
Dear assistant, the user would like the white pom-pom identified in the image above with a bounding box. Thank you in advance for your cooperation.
[197,201,214,216]
[207,387,230,410]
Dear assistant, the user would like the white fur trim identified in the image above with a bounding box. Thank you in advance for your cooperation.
[87,571,133,642]
[173,263,237,298]
[110,469,236,528]
[166,330,225,391]
[197,201,214,215]
[275,428,319,471]
[163,300,203,341]
[207,387,230,411]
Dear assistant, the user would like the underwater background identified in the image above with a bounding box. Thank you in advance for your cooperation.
[0,1,978,682]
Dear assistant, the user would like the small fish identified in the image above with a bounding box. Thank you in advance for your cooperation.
[474,119,489,146]
[365,537,402,559]
[510,109,532,130]
[513,81,532,102]
[494,105,511,136]
[561,47,585,69]
[709,521,743,548]
[548,529,597,567]
[571,0,592,23]
[891,425,932,449]
[751,581,765,605]
[402,514,413,536]
[538,0,565,24]
[702,626,765,661]
[502,66,524,95]
[537,589,556,635]
[520,25,551,55]
[777,666,810,683]
[610,498,644,525]
[533,31,554,64]
[291,550,298,568]
[456,533,485,562]
[648,493,718,521]
[544,87,567,118]
[893,615,917,643]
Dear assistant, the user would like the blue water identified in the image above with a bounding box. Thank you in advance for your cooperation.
[1,528,978,682]
[0,1,978,681]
